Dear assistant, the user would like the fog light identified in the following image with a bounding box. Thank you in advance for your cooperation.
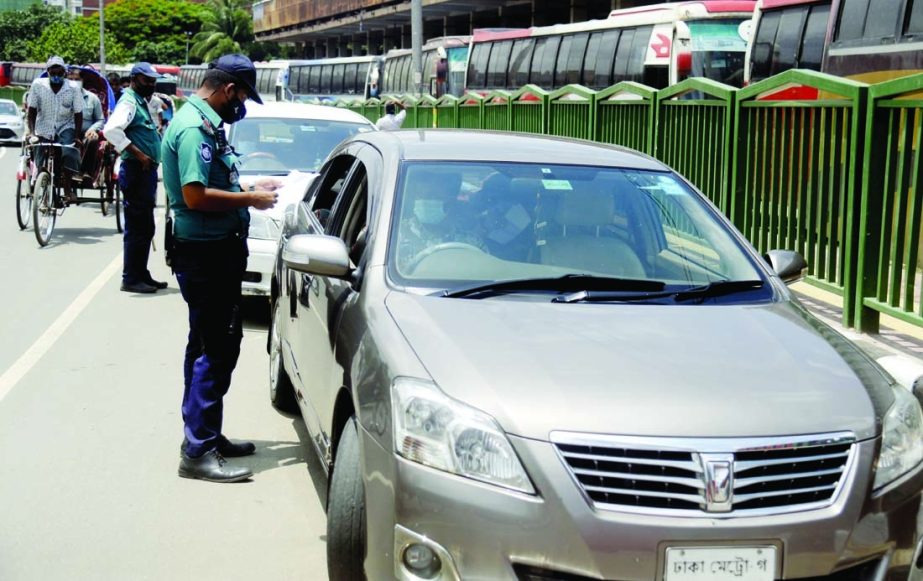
[402,543,441,578]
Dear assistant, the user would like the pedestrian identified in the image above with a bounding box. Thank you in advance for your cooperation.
[160,54,278,483]
[26,55,83,203]
[107,72,123,104]
[68,67,104,180]
[103,62,165,294]
[157,92,174,130]
[147,91,164,133]
[375,99,406,131]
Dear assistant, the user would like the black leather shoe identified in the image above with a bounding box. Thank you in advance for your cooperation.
[144,278,168,290]
[120,281,158,294]
[181,437,256,458]
[178,450,252,483]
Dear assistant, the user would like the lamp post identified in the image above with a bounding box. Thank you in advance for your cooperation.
[98,0,106,73]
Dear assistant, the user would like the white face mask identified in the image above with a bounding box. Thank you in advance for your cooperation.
[413,199,445,225]
[68,79,82,90]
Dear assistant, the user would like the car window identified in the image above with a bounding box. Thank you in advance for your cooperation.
[388,161,764,292]
[308,154,358,220]
[230,116,373,175]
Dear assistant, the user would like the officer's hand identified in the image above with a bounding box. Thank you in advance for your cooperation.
[85,129,98,141]
[249,190,278,210]
[137,152,153,172]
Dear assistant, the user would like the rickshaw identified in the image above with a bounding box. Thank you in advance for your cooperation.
[15,66,123,247]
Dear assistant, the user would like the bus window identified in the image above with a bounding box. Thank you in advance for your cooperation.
[307,66,320,93]
[686,20,748,86]
[613,28,636,81]
[540,36,561,87]
[773,10,808,75]
[595,30,620,87]
[751,11,781,81]
[835,0,868,41]
[628,26,653,82]
[530,39,547,85]
[399,56,411,92]
[555,35,573,88]
[566,32,590,85]
[468,43,491,89]
[331,64,345,93]
[909,0,923,35]
[487,40,513,88]
[582,32,602,88]
[510,38,534,87]
[345,63,360,94]
[800,5,831,70]
[865,0,901,38]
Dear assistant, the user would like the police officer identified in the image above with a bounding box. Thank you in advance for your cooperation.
[103,62,165,293]
[161,54,277,483]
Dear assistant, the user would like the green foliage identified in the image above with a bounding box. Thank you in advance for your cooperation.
[26,17,130,65]
[105,0,208,65]
[0,3,71,60]
[245,41,297,63]
[191,0,253,62]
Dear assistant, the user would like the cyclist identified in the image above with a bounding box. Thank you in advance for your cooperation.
[27,56,83,204]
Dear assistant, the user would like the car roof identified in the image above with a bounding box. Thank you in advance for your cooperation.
[243,100,375,126]
[358,130,668,170]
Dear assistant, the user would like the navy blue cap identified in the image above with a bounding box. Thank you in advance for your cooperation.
[130,62,162,79]
[210,53,263,104]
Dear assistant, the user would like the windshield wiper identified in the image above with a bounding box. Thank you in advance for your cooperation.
[552,279,766,304]
[672,279,765,302]
[437,274,666,299]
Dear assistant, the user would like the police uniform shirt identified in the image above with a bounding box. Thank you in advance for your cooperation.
[161,95,249,242]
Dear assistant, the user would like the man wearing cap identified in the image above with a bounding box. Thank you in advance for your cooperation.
[104,62,165,294]
[161,54,278,483]
[27,56,83,203]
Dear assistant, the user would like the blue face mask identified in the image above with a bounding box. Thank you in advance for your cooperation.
[221,96,247,125]
[413,199,445,225]
[49,75,64,85]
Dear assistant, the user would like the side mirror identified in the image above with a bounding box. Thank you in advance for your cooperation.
[764,249,808,284]
[282,234,351,277]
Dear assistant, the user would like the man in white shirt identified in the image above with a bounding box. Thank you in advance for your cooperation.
[375,101,406,131]
[147,92,165,133]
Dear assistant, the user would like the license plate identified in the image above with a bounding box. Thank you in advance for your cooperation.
[664,546,776,580]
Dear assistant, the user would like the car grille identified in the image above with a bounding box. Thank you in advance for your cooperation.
[552,432,855,516]
[0,128,15,139]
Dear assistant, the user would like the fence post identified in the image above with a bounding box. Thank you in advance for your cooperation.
[509,85,549,134]
[548,84,597,141]
[594,81,657,155]
[733,69,868,328]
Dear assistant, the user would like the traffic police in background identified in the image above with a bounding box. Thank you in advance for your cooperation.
[103,62,165,294]
[161,54,278,483]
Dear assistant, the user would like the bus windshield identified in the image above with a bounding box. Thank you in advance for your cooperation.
[687,20,749,86]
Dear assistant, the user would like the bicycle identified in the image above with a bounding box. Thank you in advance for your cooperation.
[28,139,70,247]
[14,139,32,230]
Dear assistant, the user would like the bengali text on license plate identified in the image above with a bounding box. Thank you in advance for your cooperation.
[664,546,776,580]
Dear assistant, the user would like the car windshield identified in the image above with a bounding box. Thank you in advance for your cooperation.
[230,117,372,175]
[687,20,748,87]
[388,161,765,297]
[0,102,18,116]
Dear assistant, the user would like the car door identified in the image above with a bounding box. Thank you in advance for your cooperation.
[285,151,360,451]
[304,144,382,461]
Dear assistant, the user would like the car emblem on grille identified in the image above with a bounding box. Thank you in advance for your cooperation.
[699,453,734,513]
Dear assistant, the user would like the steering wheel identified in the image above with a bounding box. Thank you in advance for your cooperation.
[406,242,485,273]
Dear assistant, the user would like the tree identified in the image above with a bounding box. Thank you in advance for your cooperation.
[191,0,254,62]
[0,4,72,61]
[26,17,130,65]
[105,0,208,64]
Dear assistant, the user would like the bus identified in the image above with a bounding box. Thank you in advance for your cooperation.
[381,36,470,97]
[286,55,383,103]
[10,63,47,87]
[744,0,923,96]
[465,1,755,94]
[179,62,283,100]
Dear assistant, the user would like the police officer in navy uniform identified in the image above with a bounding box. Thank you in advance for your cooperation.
[104,62,166,293]
[161,54,278,482]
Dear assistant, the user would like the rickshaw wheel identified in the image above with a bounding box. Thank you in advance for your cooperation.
[16,177,32,230]
[32,171,56,247]
[101,176,112,217]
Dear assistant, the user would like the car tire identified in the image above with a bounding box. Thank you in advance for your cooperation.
[327,417,367,581]
[269,297,298,413]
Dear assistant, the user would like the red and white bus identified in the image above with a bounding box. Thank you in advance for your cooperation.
[465,1,756,94]
[382,36,470,97]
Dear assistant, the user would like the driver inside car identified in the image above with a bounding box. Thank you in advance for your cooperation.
[395,167,486,274]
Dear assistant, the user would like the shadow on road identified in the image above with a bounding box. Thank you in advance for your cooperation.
[46,226,119,246]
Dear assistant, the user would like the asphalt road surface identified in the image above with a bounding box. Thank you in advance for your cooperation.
[0,144,329,580]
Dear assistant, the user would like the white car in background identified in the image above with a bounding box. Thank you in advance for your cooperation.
[0,98,25,145]
[229,101,376,296]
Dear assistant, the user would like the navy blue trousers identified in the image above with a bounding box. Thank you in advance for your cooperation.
[173,239,247,457]
[119,159,158,285]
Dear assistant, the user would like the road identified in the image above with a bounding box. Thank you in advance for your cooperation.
[0,144,329,580]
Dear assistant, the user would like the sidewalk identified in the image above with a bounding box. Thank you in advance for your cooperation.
[793,282,923,390]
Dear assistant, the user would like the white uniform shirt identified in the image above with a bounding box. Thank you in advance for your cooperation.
[147,94,164,130]
[375,109,406,131]
[27,77,83,140]
[103,95,139,154]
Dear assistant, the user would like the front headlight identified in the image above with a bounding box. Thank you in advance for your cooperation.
[874,385,923,489]
[248,211,281,241]
[392,377,535,494]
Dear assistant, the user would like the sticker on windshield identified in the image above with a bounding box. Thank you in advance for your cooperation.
[542,179,572,191]
[299,125,317,132]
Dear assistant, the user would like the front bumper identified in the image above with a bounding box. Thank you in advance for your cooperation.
[242,237,275,297]
[361,427,923,580]
[0,124,24,143]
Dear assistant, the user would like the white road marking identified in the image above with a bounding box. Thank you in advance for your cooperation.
[0,146,7,160]
[0,252,122,403]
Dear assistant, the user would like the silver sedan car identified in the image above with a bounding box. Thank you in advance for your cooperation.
[270,130,923,581]
[0,98,25,145]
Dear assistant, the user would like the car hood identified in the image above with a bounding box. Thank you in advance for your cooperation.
[248,170,317,220]
[385,293,891,441]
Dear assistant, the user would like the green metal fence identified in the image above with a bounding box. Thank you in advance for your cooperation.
[734,70,867,325]
[483,90,511,131]
[360,98,382,124]
[510,85,549,134]
[548,85,596,141]
[457,93,484,129]
[856,73,923,332]
[396,95,421,129]
[435,94,459,128]
[594,82,656,155]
